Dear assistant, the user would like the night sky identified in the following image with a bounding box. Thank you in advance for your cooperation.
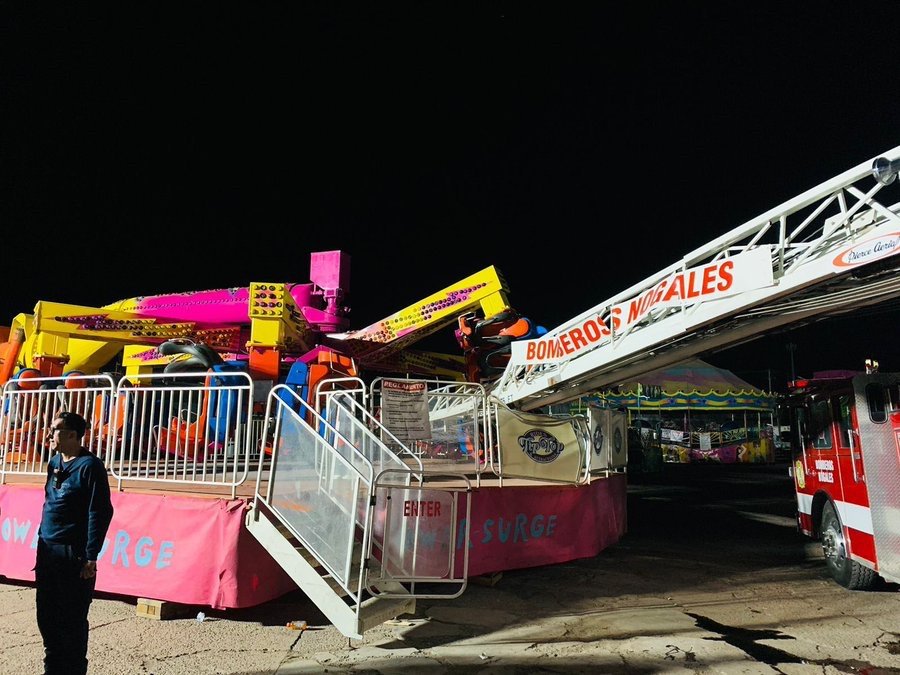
[2,4,899,391]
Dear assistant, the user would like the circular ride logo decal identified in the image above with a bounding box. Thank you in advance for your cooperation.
[593,425,604,456]
[612,427,624,460]
[518,429,565,463]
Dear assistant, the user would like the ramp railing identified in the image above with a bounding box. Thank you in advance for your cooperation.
[249,384,472,638]
[252,384,375,596]
[321,389,423,475]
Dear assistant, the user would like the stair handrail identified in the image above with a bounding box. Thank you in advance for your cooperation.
[325,390,424,474]
[252,384,376,600]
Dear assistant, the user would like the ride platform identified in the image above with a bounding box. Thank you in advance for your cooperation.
[0,468,626,610]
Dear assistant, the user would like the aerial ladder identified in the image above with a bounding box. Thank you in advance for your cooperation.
[490,146,900,411]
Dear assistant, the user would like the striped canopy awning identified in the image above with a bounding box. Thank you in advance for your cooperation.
[586,358,777,412]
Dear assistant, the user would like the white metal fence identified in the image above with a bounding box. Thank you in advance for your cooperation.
[0,370,258,497]
[0,373,116,475]
[108,371,255,495]
[2,371,595,493]
[369,378,492,480]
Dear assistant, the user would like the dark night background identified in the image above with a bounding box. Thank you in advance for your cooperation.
[2,3,898,392]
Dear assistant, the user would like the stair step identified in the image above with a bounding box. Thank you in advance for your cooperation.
[357,594,416,634]
[296,545,322,568]
[323,573,350,597]
[273,521,329,570]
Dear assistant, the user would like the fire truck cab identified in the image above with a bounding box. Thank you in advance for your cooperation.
[785,368,900,589]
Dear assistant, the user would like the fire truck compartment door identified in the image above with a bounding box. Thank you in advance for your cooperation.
[853,373,900,585]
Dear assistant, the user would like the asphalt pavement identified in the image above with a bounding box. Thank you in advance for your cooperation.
[2,463,899,674]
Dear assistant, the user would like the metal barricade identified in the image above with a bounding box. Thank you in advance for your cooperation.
[369,378,490,483]
[368,468,471,600]
[0,374,116,480]
[488,396,590,486]
[108,371,255,496]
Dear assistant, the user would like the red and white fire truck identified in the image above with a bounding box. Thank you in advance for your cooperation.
[782,365,899,589]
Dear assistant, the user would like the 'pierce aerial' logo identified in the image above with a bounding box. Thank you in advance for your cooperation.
[833,232,899,268]
[519,429,565,463]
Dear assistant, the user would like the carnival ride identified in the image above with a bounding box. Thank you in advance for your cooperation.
[0,250,584,638]
[0,251,534,388]
[0,144,899,638]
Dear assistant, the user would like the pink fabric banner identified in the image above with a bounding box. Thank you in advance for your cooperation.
[457,474,627,576]
[0,485,296,609]
[1,475,627,607]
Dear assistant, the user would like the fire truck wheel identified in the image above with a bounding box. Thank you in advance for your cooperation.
[820,501,878,590]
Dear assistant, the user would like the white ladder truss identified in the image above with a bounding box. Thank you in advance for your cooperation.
[492,145,900,411]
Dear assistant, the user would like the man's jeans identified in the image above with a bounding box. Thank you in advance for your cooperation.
[35,538,95,675]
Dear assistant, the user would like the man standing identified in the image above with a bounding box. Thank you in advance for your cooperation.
[36,411,114,675]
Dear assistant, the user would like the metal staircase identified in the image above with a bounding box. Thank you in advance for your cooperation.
[246,504,416,638]
[246,384,470,639]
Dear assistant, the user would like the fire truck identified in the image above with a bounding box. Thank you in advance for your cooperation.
[782,364,900,589]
